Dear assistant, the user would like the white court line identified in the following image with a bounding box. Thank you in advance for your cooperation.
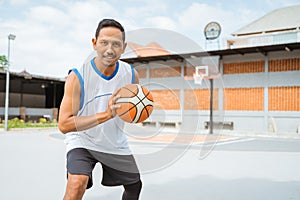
[214,138,255,146]
[195,137,255,146]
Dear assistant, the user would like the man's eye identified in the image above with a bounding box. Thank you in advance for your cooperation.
[100,41,108,46]
[113,42,121,47]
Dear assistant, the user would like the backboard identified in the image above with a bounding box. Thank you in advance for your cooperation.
[193,66,208,85]
[184,56,221,83]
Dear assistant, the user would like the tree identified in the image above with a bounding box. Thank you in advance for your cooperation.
[0,55,8,70]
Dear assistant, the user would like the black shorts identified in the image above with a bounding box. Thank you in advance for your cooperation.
[66,148,141,189]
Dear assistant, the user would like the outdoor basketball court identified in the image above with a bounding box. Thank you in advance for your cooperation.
[0,127,300,200]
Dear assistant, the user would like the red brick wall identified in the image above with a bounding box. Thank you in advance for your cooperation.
[150,66,181,78]
[136,68,147,78]
[224,88,264,111]
[268,58,300,72]
[140,58,300,112]
[184,66,195,76]
[269,86,300,111]
[151,90,180,110]
[184,89,219,110]
[223,61,265,74]
[223,58,300,111]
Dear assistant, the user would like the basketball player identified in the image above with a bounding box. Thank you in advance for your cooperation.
[58,19,141,200]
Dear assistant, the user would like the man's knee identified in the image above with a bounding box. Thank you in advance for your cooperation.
[70,176,88,189]
[122,180,142,200]
[64,174,89,200]
[134,180,142,193]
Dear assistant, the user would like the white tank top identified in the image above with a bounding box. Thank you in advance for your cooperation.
[64,58,135,155]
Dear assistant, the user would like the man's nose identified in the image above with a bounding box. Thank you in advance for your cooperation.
[106,43,114,54]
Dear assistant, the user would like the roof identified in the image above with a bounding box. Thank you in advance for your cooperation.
[127,42,170,57]
[0,69,65,82]
[121,42,300,63]
[232,5,300,36]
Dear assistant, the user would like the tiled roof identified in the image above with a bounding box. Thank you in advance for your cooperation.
[127,42,169,57]
[232,5,300,36]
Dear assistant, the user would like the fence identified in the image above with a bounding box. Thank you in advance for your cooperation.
[0,107,58,122]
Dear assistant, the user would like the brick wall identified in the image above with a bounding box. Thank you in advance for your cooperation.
[151,90,180,110]
[268,58,300,72]
[224,88,264,111]
[151,89,220,111]
[223,58,300,111]
[269,86,300,111]
[150,66,181,78]
[184,89,219,110]
[141,58,299,112]
[223,61,265,74]
[267,57,300,131]
[136,68,147,78]
[184,66,195,76]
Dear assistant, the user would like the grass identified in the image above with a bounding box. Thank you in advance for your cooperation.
[0,117,57,129]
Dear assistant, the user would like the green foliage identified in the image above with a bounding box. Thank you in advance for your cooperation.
[0,55,8,69]
[0,117,57,130]
[8,117,24,127]
[39,118,47,123]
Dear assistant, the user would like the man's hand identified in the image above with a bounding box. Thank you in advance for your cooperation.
[107,89,121,118]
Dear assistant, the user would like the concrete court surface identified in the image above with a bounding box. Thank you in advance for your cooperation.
[0,128,300,200]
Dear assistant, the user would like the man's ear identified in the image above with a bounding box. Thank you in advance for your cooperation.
[92,38,97,50]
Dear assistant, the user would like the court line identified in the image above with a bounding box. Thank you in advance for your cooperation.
[213,138,256,146]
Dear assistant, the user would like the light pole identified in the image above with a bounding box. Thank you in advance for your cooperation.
[4,34,16,131]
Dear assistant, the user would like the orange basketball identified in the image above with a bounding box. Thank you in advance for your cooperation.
[115,84,154,123]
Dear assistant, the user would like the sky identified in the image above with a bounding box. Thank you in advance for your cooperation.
[0,0,300,78]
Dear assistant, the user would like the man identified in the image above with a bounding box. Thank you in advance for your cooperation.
[58,19,142,200]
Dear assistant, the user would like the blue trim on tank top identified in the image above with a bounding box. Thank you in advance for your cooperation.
[130,65,135,83]
[69,68,84,110]
[91,58,119,80]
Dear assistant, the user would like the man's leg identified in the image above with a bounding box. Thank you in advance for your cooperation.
[63,173,89,200]
[122,180,142,200]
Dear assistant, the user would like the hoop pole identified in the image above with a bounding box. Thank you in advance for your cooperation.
[209,79,213,134]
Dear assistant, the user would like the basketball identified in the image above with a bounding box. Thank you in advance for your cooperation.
[115,84,154,123]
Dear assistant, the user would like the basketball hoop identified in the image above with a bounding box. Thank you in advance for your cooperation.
[193,66,208,85]
[193,73,204,85]
[184,65,221,84]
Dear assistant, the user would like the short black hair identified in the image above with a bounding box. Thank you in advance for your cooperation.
[95,19,125,41]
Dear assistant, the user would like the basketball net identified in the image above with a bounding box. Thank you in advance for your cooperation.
[193,73,204,85]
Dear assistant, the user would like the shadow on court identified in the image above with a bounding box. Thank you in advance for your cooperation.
[87,175,300,200]
[134,177,299,200]
[0,128,300,200]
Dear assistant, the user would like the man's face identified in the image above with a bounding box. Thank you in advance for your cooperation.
[92,27,126,68]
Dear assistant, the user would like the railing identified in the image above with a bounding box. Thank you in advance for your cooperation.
[228,31,300,49]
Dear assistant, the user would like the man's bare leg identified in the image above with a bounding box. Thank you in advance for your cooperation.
[63,173,89,200]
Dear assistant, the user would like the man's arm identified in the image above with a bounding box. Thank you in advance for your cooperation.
[58,72,120,134]
[134,68,139,84]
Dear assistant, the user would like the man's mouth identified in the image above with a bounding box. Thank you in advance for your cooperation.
[103,55,116,60]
